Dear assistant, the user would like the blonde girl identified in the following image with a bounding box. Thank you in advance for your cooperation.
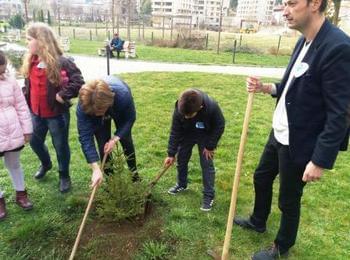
[22,22,84,193]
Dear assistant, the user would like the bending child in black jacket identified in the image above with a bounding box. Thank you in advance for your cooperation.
[164,89,225,211]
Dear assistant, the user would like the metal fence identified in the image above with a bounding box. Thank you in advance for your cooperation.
[54,24,299,56]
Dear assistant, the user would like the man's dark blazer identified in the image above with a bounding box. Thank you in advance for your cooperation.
[274,19,350,169]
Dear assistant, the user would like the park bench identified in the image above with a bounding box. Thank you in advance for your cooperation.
[2,30,21,42]
[98,40,137,59]
[120,41,136,59]
[59,37,70,52]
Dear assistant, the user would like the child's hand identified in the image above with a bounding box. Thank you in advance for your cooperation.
[164,157,175,167]
[56,93,65,104]
[24,134,32,143]
[203,148,215,160]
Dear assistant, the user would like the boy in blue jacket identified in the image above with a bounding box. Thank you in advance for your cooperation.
[77,75,138,187]
[164,89,225,211]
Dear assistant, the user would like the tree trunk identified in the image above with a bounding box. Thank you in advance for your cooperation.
[112,0,115,34]
[127,0,131,40]
[333,0,341,26]
[23,0,30,23]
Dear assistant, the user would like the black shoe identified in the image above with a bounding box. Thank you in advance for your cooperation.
[167,184,188,195]
[59,177,71,193]
[34,163,52,180]
[200,198,214,212]
[252,244,288,260]
[234,216,266,233]
[132,172,141,182]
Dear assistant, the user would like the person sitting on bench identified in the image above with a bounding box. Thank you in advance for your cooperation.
[109,33,124,59]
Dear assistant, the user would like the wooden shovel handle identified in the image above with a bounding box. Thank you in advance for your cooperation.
[221,92,254,260]
[69,153,108,260]
[149,164,172,188]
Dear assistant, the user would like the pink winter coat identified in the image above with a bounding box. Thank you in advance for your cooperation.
[0,74,33,153]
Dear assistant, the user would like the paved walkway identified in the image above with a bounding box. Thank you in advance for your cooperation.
[72,55,285,81]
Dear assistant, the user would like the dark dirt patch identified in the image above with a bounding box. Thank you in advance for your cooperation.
[74,203,164,259]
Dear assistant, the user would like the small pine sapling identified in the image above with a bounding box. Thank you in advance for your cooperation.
[96,147,147,221]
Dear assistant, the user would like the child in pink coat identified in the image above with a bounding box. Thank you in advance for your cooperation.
[0,50,33,220]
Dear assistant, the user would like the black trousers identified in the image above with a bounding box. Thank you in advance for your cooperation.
[95,118,137,174]
[250,131,306,252]
[110,47,120,58]
[177,135,216,199]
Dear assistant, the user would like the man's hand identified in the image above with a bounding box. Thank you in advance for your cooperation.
[91,163,103,188]
[24,134,32,143]
[164,156,176,167]
[246,76,272,94]
[104,136,120,154]
[302,161,324,182]
[56,93,65,104]
[203,148,215,160]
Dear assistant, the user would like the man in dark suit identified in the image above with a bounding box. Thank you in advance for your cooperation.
[234,0,350,259]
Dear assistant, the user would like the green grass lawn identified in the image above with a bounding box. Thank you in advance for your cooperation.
[0,73,349,259]
[69,39,291,67]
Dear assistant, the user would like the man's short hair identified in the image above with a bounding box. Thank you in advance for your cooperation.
[308,0,327,12]
[79,80,115,115]
[178,89,203,116]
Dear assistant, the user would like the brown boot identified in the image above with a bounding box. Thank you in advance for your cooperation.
[0,197,6,220]
[16,190,33,211]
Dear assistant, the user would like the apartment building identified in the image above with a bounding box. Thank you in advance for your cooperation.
[0,0,23,20]
[151,0,230,27]
[236,0,274,25]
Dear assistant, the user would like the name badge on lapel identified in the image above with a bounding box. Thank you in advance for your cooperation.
[195,122,205,129]
[37,61,47,69]
[294,62,309,78]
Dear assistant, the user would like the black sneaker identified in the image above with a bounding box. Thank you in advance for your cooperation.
[252,244,288,260]
[132,172,141,182]
[200,198,214,211]
[167,184,187,195]
[234,216,266,233]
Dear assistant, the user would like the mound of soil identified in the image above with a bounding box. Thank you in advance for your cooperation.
[75,204,163,259]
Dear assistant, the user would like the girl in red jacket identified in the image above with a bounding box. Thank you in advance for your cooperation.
[21,23,84,193]
[0,51,33,220]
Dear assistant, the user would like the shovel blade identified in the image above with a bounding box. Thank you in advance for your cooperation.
[207,249,221,260]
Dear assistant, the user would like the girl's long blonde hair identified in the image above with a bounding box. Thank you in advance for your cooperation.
[22,22,63,86]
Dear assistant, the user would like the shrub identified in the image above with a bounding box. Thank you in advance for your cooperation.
[5,49,24,71]
[235,45,263,54]
[138,240,169,260]
[267,46,292,56]
[148,35,206,50]
[9,14,25,30]
[96,148,148,221]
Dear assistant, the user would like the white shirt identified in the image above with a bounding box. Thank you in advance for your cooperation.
[273,41,312,145]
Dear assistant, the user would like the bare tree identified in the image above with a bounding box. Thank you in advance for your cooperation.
[332,0,341,26]
[22,0,30,23]
[127,0,131,40]
[112,0,115,33]
[50,0,58,20]
[327,0,342,26]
